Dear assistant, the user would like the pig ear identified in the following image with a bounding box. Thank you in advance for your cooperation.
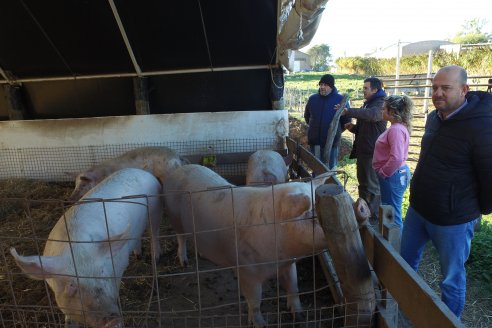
[64,171,79,179]
[283,153,293,166]
[10,248,66,280]
[278,192,311,220]
[78,171,96,182]
[98,224,131,255]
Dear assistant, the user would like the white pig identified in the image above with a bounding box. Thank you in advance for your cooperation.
[10,168,163,328]
[163,164,332,327]
[245,150,292,185]
[68,146,186,201]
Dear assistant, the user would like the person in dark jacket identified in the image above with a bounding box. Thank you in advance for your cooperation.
[304,74,350,169]
[340,77,387,219]
[400,65,492,319]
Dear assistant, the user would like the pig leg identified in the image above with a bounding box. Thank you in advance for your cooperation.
[176,234,189,267]
[65,317,80,328]
[239,275,266,328]
[148,198,163,261]
[280,263,305,322]
[133,239,143,259]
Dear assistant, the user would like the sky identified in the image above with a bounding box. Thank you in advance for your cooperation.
[300,0,492,59]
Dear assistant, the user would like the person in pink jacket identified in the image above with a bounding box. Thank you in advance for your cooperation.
[373,95,414,231]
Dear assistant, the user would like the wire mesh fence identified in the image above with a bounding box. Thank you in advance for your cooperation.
[0,139,279,182]
[0,179,393,328]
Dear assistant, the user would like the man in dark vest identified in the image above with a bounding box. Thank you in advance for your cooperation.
[401,65,492,319]
[341,77,387,220]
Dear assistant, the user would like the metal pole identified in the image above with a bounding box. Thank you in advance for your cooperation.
[394,40,401,95]
[108,0,142,75]
[0,65,273,84]
[423,50,433,121]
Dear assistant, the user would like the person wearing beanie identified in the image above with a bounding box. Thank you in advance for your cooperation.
[304,74,350,169]
[339,77,387,221]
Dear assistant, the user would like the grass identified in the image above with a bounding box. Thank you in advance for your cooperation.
[286,71,492,326]
[286,72,365,94]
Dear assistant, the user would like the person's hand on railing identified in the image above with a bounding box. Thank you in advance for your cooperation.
[334,103,348,115]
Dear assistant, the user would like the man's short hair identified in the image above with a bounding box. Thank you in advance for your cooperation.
[364,77,383,91]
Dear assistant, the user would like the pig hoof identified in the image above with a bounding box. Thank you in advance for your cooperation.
[177,256,189,267]
[293,312,307,326]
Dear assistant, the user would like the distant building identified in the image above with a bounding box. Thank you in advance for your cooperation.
[292,50,312,72]
[403,40,455,56]
[367,40,456,58]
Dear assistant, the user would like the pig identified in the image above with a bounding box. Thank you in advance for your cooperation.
[245,150,293,185]
[163,164,333,327]
[10,168,163,328]
[68,146,186,201]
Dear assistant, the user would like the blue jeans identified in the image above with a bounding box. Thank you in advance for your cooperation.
[377,165,410,231]
[310,145,338,169]
[400,206,477,318]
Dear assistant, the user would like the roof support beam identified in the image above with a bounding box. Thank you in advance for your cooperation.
[0,65,274,84]
[108,0,142,75]
[0,66,11,83]
[4,84,28,120]
[133,77,150,115]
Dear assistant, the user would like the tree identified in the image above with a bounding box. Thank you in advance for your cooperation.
[451,18,491,44]
[308,44,332,71]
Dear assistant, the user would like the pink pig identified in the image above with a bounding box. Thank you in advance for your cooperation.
[163,164,332,327]
[11,168,162,328]
[68,146,186,201]
[245,150,293,185]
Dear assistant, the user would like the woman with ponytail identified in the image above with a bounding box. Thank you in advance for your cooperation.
[372,94,414,232]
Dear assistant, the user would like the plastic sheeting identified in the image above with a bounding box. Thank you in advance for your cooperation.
[278,0,328,70]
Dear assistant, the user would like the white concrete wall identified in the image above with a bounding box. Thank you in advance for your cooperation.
[0,110,288,180]
[0,111,288,148]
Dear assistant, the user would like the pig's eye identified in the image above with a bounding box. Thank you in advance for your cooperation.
[66,280,78,297]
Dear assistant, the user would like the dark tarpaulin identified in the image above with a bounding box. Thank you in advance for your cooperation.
[0,0,278,119]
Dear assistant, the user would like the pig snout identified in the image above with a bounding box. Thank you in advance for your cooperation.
[65,314,123,328]
[353,197,371,223]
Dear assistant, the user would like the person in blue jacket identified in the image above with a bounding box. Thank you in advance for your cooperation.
[304,74,350,169]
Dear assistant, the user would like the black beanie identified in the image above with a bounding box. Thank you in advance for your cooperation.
[319,74,335,88]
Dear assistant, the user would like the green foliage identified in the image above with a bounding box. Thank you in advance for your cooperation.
[334,57,383,76]
[467,220,492,293]
[307,44,332,71]
[335,47,492,76]
[451,18,491,44]
[285,72,365,101]
[452,33,490,45]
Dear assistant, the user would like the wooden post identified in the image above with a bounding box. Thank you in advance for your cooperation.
[377,205,400,327]
[133,76,150,115]
[378,205,400,252]
[315,184,375,327]
[4,84,27,120]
